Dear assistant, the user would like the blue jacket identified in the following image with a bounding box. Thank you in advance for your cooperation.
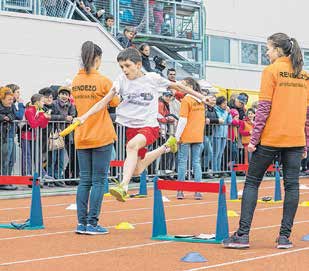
[213,105,232,138]
[9,102,25,138]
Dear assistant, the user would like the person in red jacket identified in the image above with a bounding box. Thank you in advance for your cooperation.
[21,94,50,176]
[239,108,255,164]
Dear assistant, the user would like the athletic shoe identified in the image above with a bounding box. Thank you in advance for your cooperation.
[276,236,293,249]
[85,224,109,235]
[223,232,250,249]
[165,136,178,153]
[194,192,203,200]
[110,185,127,202]
[75,223,86,234]
[176,191,184,199]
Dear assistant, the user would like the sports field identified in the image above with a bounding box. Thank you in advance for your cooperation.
[0,178,309,271]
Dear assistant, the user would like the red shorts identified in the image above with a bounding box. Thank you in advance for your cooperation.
[126,127,160,159]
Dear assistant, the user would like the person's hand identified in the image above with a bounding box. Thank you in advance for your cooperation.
[167,116,175,122]
[97,9,105,17]
[85,6,91,12]
[205,118,210,125]
[249,130,252,135]
[226,106,230,113]
[3,116,9,121]
[66,116,73,122]
[303,150,307,159]
[44,113,51,119]
[218,118,224,124]
[201,95,210,104]
[74,117,85,125]
[248,143,256,153]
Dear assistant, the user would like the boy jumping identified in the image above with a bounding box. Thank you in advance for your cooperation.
[78,48,209,202]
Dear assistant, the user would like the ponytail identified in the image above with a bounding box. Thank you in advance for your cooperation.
[268,33,303,76]
[289,38,304,77]
[183,77,201,93]
[81,41,102,74]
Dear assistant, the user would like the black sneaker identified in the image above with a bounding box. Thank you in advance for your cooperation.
[276,236,293,249]
[223,232,250,249]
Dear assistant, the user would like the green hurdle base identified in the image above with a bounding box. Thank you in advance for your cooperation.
[152,235,222,244]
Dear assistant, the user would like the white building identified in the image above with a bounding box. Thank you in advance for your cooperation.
[204,0,309,90]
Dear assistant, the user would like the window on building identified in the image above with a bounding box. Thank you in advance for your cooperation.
[304,51,309,70]
[241,42,258,64]
[205,35,209,60]
[209,36,230,63]
[261,45,270,65]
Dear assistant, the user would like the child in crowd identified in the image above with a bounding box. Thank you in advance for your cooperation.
[175,78,205,200]
[228,109,240,164]
[22,94,50,176]
[116,26,136,48]
[239,108,255,164]
[77,47,209,202]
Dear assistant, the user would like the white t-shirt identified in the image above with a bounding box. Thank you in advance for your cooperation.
[115,72,171,128]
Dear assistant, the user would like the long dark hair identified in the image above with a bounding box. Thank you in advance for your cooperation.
[268,33,303,76]
[183,77,201,93]
[81,41,102,74]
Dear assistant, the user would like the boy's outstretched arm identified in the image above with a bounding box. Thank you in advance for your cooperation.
[169,82,210,104]
[78,88,118,123]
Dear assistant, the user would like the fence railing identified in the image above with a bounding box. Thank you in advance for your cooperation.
[0,120,250,185]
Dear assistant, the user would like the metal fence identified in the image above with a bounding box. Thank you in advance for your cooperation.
[0,120,249,186]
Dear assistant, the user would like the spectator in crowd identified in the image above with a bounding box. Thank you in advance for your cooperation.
[72,41,120,234]
[175,78,205,200]
[203,95,222,178]
[51,86,77,184]
[116,26,136,49]
[239,108,255,164]
[153,1,164,34]
[213,96,232,176]
[0,87,17,190]
[136,0,155,33]
[166,68,181,119]
[228,109,241,163]
[6,84,25,176]
[77,0,105,22]
[104,14,115,34]
[21,94,50,178]
[228,93,249,120]
[153,56,166,76]
[138,43,153,72]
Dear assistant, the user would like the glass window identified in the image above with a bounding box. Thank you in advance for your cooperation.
[241,42,258,64]
[304,51,309,70]
[209,36,230,63]
[261,45,270,65]
[205,35,209,60]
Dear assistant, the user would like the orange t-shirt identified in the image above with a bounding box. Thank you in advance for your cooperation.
[179,95,205,143]
[259,57,309,147]
[72,69,120,149]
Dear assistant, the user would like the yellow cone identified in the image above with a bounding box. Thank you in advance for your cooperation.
[299,201,309,207]
[115,222,135,230]
[227,210,239,217]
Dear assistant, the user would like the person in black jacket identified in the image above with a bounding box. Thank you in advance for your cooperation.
[116,26,136,48]
[228,93,248,120]
[203,95,224,177]
[0,87,17,190]
[138,43,154,72]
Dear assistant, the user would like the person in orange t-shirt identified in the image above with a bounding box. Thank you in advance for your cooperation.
[175,78,205,200]
[223,33,309,249]
[72,41,120,235]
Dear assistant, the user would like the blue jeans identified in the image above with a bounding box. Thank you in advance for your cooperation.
[237,145,303,238]
[21,139,33,176]
[203,136,213,169]
[7,137,16,175]
[48,149,64,179]
[76,144,113,226]
[213,137,227,172]
[177,143,203,182]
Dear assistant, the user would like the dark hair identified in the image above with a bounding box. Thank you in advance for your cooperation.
[216,96,227,106]
[138,43,149,53]
[31,94,44,105]
[81,41,102,74]
[38,87,53,97]
[183,77,201,93]
[6,84,20,93]
[268,33,303,76]
[246,108,255,115]
[117,48,142,64]
[105,14,114,22]
[167,68,176,75]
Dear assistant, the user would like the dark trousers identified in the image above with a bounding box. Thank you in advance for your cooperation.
[237,145,303,238]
